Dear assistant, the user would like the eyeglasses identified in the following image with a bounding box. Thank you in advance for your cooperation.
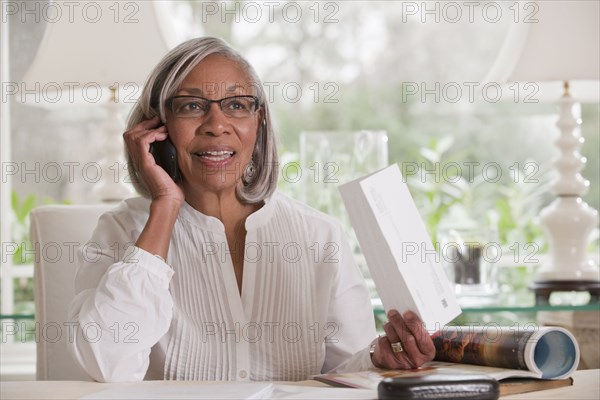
[167,95,260,119]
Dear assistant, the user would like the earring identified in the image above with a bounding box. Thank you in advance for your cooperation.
[243,159,257,185]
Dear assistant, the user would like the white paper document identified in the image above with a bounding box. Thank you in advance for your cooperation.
[81,381,274,399]
[339,164,461,330]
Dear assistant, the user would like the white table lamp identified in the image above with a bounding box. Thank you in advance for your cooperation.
[485,1,600,297]
[20,0,178,202]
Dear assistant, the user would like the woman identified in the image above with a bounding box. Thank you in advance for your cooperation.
[68,37,435,382]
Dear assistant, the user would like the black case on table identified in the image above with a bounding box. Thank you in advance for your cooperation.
[378,374,500,400]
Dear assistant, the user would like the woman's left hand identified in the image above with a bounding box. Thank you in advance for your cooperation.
[371,309,436,369]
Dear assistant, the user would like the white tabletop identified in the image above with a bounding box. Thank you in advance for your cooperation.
[1,369,598,400]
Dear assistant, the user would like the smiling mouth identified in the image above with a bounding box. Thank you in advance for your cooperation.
[193,150,235,162]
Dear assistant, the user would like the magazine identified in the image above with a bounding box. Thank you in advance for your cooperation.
[315,325,579,395]
[314,362,574,396]
[431,325,579,380]
[338,164,462,330]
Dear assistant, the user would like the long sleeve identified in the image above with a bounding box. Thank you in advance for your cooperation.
[322,225,377,373]
[67,203,174,382]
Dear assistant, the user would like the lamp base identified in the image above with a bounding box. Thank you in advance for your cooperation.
[537,197,599,282]
[529,280,600,306]
[536,89,599,283]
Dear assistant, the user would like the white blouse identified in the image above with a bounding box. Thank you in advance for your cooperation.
[68,192,377,382]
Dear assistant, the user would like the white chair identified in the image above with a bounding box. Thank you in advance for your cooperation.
[30,204,113,380]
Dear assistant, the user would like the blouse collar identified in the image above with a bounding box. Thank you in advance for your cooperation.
[178,192,278,233]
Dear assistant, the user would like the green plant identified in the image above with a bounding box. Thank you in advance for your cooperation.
[406,137,551,253]
[405,136,481,245]
[0,192,73,343]
[493,162,553,252]
[11,192,37,265]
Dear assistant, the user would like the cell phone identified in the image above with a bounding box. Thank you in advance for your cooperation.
[149,137,181,182]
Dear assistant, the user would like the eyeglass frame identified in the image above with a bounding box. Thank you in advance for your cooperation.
[166,95,261,119]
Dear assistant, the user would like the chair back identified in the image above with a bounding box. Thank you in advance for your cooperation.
[30,204,112,380]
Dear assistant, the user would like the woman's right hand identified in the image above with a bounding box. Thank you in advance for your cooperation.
[123,116,184,206]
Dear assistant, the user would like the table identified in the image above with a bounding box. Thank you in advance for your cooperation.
[502,369,599,399]
[1,369,598,400]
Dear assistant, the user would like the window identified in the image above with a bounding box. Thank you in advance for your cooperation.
[2,0,599,347]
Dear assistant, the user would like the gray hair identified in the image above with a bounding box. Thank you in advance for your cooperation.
[126,37,278,204]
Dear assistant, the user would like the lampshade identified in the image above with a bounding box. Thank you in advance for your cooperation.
[483,1,599,285]
[20,0,178,106]
[485,0,600,101]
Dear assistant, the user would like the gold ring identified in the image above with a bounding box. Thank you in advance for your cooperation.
[391,341,404,353]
